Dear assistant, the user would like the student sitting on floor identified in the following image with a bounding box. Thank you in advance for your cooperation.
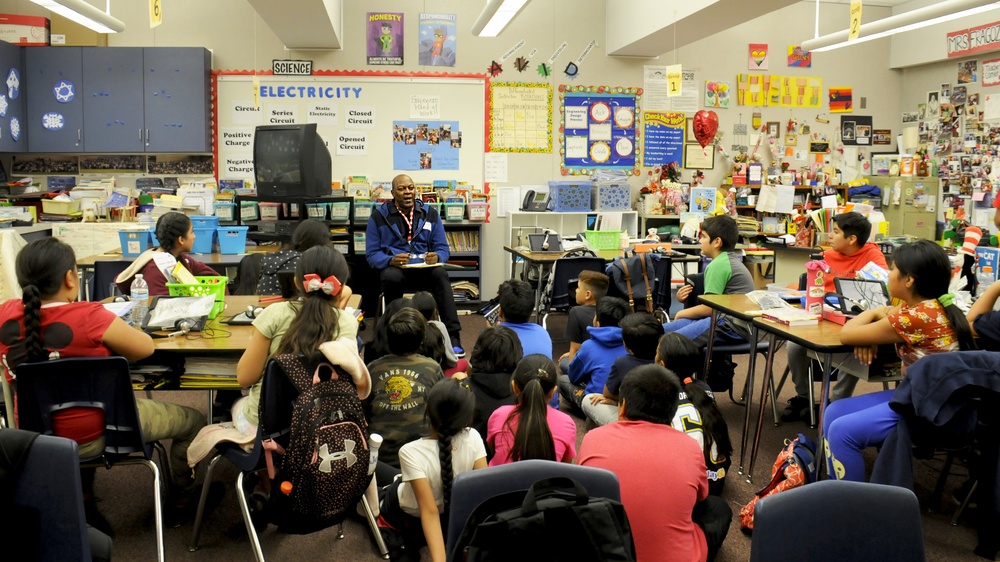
[1,237,206,530]
[824,240,976,482]
[782,211,889,422]
[462,325,523,447]
[115,211,222,296]
[497,279,553,359]
[582,312,664,426]
[412,291,469,376]
[578,364,732,562]
[256,219,331,295]
[663,215,754,346]
[487,354,576,466]
[557,270,610,374]
[557,296,630,416]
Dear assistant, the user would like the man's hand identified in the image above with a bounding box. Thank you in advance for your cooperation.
[589,395,617,406]
[391,253,410,267]
[425,252,439,265]
[677,284,693,302]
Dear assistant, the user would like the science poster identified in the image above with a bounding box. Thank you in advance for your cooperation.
[419,13,456,66]
[367,12,404,65]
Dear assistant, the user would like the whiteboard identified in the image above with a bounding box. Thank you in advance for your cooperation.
[214,73,486,188]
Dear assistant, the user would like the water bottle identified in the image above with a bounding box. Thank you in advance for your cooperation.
[368,433,383,475]
[130,274,149,325]
[978,265,995,298]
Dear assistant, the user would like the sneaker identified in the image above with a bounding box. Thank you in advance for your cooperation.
[780,396,810,423]
[453,345,466,358]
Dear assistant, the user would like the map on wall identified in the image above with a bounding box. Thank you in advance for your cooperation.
[488,82,552,153]
[559,85,642,176]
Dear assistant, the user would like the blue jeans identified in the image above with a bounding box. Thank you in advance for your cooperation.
[822,389,899,481]
[662,317,713,342]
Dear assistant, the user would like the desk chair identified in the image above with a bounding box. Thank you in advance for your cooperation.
[750,481,924,562]
[189,359,388,561]
[14,356,166,562]
[3,431,92,562]
[91,260,130,301]
[537,255,605,329]
[445,460,621,562]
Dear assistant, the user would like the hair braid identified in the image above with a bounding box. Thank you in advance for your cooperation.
[438,431,455,512]
[21,285,44,361]
[155,212,192,254]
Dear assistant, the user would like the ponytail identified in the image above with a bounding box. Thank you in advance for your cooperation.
[276,245,348,358]
[683,377,732,462]
[937,293,976,351]
[14,238,76,366]
[506,355,558,462]
[425,379,475,514]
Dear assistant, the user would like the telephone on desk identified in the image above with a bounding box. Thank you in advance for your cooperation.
[521,190,550,212]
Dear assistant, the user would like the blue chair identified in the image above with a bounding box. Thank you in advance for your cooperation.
[14,356,166,562]
[445,460,621,562]
[3,431,92,561]
[750,480,924,562]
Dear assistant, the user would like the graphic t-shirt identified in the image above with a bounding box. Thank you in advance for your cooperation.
[367,353,444,466]
[886,299,959,368]
[671,382,730,495]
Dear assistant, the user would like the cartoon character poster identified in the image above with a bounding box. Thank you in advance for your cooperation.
[788,45,812,68]
[749,43,768,71]
[367,12,404,66]
[419,13,456,66]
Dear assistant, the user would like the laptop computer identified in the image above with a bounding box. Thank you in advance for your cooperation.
[834,278,891,315]
[527,233,563,253]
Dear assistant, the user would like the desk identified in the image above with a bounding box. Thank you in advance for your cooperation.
[749,316,851,480]
[504,245,620,323]
[698,294,775,480]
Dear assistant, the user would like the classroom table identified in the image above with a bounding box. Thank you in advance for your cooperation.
[697,294,777,480]
[748,316,852,480]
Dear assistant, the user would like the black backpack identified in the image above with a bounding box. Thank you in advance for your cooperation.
[457,477,636,561]
[263,354,371,534]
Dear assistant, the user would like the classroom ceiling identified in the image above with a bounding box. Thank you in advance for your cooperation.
[246,0,343,50]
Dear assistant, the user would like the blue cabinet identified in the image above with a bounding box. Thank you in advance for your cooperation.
[142,48,212,153]
[26,47,84,153]
[0,40,27,152]
[82,47,144,153]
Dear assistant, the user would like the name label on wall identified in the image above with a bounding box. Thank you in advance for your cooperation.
[947,20,1000,58]
[272,59,313,75]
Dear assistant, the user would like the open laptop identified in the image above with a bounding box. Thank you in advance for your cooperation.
[834,278,891,315]
[527,233,563,253]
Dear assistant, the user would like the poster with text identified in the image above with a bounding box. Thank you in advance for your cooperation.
[642,111,685,167]
[560,86,641,176]
[419,13,456,66]
[984,58,1000,87]
[367,12,404,65]
[392,120,461,170]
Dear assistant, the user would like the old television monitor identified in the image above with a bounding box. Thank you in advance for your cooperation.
[253,123,331,197]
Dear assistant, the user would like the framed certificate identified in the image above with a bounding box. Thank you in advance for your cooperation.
[684,144,715,169]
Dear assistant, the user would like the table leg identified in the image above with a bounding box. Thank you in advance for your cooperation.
[815,352,834,478]
[737,324,759,476]
[747,332,778,482]
[702,308,719,379]
[207,391,215,424]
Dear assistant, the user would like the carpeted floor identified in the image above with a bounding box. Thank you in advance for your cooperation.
[99,312,989,561]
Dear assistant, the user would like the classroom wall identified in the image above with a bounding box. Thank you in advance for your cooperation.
[0,0,905,294]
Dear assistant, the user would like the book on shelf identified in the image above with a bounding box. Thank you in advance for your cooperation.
[761,308,820,327]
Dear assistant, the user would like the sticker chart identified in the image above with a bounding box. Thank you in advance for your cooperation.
[488,82,552,153]
[559,85,641,175]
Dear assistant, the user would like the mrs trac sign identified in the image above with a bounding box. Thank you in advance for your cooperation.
[273,59,313,76]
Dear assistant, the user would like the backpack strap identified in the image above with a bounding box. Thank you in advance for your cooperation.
[619,258,635,310]
[639,256,653,313]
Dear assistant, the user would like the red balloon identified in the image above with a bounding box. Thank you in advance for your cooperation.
[693,110,719,148]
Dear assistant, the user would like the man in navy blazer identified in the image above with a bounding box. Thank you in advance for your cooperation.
[366,174,464,356]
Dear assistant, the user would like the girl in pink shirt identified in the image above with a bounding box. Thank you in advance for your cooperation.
[486,354,577,465]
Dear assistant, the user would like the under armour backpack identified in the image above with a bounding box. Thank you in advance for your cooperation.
[739,433,818,532]
[264,353,371,534]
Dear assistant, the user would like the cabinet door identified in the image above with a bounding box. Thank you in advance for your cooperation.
[26,47,84,152]
[82,47,144,153]
[143,47,211,153]
[0,41,27,152]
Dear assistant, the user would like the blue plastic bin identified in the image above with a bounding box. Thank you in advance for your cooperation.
[216,226,249,254]
[548,181,593,212]
[119,230,154,258]
[191,227,216,254]
[190,215,220,229]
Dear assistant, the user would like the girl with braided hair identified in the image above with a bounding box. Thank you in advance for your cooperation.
[378,377,486,562]
[115,211,222,296]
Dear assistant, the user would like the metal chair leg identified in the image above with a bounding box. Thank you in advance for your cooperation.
[807,361,818,428]
[951,481,978,526]
[152,441,172,502]
[142,459,165,562]
[361,493,390,559]
[189,454,223,551]
[236,471,266,562]
[337,521,346,539]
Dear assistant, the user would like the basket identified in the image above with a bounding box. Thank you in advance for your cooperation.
[41,199,81,215]
[191,227,216,254]
[240,201,259,221]
[585,230,619,250]
[190,215,220,229]
[353,232,366,253]
[329,201,351,220]
[354,202,375,220]
[305,203,328,219]
[444,202,465,221]
[214,202,236,221]
[165,276,228,319]
[216,226,249,254]
[259,202,281,220]
[119,230,154,258]
[467,202,487,221]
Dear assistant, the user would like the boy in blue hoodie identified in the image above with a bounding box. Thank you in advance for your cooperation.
[557,297,631,415]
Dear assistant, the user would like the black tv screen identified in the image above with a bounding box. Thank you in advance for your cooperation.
[253,123,331,197]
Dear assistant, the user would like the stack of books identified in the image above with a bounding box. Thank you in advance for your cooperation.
[761,307,820,327]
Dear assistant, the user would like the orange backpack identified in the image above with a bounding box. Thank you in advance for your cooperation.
[739,433,818,531]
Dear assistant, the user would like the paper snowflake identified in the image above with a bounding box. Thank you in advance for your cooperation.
[11,117,20,141]
[42,112,64,130]
[0,94,8,117]
[54,80,75,103]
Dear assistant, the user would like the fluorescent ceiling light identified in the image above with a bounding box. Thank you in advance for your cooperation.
[802,0,1000,53]
[472,0,530,37]
[30,0,125,34]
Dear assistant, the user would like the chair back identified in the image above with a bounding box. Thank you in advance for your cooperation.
[750,480,924,562]
[15,356,150,461]
[540,256,606,315]
[5,431,92,561]
[650,254,673,310]
[92,260,130,301]
[446,459,620,562]
[258,357,299,443]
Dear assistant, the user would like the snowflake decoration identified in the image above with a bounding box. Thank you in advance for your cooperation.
[564,62,579,80]
[11,116,20,141]
[487,60,503,77]
[514,56,529,72]
[0,94,8,118]
[53,80,75,103]
[6,68,19,99]
[536,63,551,78]
[42,112,64,130]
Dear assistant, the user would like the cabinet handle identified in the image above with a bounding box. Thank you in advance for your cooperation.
[139,128,143,143]
[77,129,81,146]
[145,128,149,147]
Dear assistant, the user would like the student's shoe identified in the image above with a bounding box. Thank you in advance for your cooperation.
[780,396,810,422]
[453,344,466,358]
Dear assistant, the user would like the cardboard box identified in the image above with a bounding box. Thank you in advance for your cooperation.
[0,14,50,46]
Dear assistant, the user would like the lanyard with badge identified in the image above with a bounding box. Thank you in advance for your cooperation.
[396,202,416,253]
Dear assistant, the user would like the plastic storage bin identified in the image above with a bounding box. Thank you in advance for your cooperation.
[305,203,328,219]
[191,227,216,254]
[548,181,593,212]
[214,201,236,221]
[329,201,351,220]
[240,201,259,221]
[353,232,366,253]
[585,230,619,250]
[333,241,350,254]
[165,276,228,319]
[259,202,281,220]
[119,230,154,258]
[190,215,220,229]
[424,202,443,217]
[283,203,300,218]
[216,226,249,254]
[591,182,631,211]
[466,202,487,221]
[444,202,466,221]
[41,199,81,215]
[354,201,375,221]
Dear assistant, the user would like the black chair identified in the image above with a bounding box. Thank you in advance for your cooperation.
[14,356,166,561]
[3,431,92,561]
[189,358,388,560]
[91,260,130,301]
[537,255,605,329]
[445,459,621,562]
[750,481,924,562]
